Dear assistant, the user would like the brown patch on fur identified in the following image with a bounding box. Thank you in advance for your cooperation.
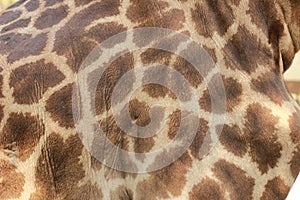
[129,99,151,127]
[0,33,31,54]
[223,26,272,74]
[290,145,300,179]
[189,178,226,200]
[141,48,172,66]
[0,105,4,123]
[288,113,300,144]
[25,0,39,12]
[75,0,94,7]
[1,18,31,33]
[46,84,74,128]
[244,103,282,174]
[251,72,289,105]
[167,110,181,140]
[45,0,64,7]
[260,177,289,200]
[7,33,48,63]
[136,152,192,199]
[142,84,173,99]
[1,113,45,161]
[110,186,133,200]
[190,118,210,159]
[94,53,134,115]
[173,56,203,88]
[191,0,234,37]
[10,59,65,104]
[219,124,247,157]
[31,133,86,199]
[53,0,121,72]
[224,77,243,111]
[213,159,255,200]
[34,6,68,29]
[0,10,22,25]
[0,159,25,199]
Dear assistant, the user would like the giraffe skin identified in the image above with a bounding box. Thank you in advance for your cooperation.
[0,0,299,199]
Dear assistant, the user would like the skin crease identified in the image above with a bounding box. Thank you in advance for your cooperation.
[0,0,299,199]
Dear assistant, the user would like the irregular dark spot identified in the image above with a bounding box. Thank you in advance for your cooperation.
[94,53,134,115]
[0,105,4,123]
[46,84,74,128]
[141,48,172,66]
[223,26,272,74]
[129,99,151,127]
[290,146,300,179]
[213,159,255,200]
[8,33,48,63]
[189,178,226,200]
[127,0,185,29]
[0,33,31,54]
[45,0,64,7]
[1,18,31,33]
[167,110,181,140]
[1,113,45,161]
[0,159,25,199]
[75,0,94,7]
[244,103,282,174]
[0,11,22,25]
[288,113,300,144]
[219,124,247,157]
[142,84,173,99]
[10,59,65,104]
[224,77,243,111]
[251,72,290,105]
[31,133,86,199]
[189,118,210,159]
[25,0,39,12]
[53,0,121,72]
[34,6,68,29]
[136,152,192,199]
[191,0,234,37]
[260,177,289,200]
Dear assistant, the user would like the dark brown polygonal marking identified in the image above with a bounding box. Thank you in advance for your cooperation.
[289,113,300,144]
[199,75,236,113]
[0,10,22,25]
[126,0,185,29]
[7,33,47,63]
[247,1,269,36]
[244,103,282,174]
[223,77,243,111]
[142,84,174,99]
[46,84,74,129]
[8,0,26,9]
[141,48,172,66]
[0,33,31,54]
[75,0,94,7]
[251,72,290,105]
[1,18,31,33]
[189,118,210,159]
[1,113,45,161]
[260,177,289,200]
[133,137,155,154]
[189,178,226,200]
[129,99,151,127]
[0,159,25,199]
[219,124,247,157]
[53,0,121,72]
[191,0,234,38]
[94,53,134,115]
[223,26,273,74]
[173,56,203,88]
[290,146,300,179]
[34,6,68,30]
[10,59,65,104]
[136,152,192,199]
[98,115,130,151]
[110,186,133,200]
[167,109,181,140]
[213,159,255,200]
[45,0,64,7]
[31,133,85,199]
[25,0,39,12]
[0,105,4,124]
[86,22,127,49]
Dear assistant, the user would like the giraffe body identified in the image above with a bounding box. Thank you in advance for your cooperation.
[0,0,299,199]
